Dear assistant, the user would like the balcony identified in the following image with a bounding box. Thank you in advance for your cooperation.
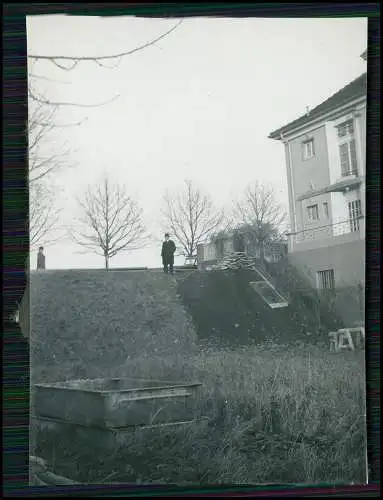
[287,216,365,252]
[296,175,362,202]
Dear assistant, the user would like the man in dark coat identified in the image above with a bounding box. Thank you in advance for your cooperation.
[37,246,46,270]
[161,233,176,274]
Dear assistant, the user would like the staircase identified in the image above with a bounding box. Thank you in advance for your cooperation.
[210,252,289,309]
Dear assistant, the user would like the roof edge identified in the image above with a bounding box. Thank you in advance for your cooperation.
[268,95,366,141]
[268,73,367,140]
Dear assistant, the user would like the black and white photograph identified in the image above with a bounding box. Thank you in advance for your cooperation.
[23,14,368,486]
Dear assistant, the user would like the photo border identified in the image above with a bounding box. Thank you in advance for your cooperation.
[2,2,380,496]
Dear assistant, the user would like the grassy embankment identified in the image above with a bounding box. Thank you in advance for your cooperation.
[30,270,366,485]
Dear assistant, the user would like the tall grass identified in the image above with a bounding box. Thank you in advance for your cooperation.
[34,343,367,485]
[30,271,366,484]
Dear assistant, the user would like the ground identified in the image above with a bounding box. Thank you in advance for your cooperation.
[30,269,367,485]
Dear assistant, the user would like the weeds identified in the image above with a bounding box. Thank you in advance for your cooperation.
[30,271,366,485]
[34,345,367,485]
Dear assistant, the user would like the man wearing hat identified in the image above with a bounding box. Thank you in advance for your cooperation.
[161,233,176,274]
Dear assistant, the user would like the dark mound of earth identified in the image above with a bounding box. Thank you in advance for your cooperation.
[176,269,343,346]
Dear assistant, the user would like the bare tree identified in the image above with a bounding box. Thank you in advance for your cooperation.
[161,180,226,260]
[28,77,78,248]
[28,81,79,183]
[27,20,182,246]
[29,181,62,249]
[232,181,288,262]
[70,176,149,269]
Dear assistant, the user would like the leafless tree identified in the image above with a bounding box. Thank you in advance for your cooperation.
[161,179,226,259]
[70,176,149,269]
[28,81,79,183]
[30,181,63,249]
[28,77,78,248]
[232,181,288,262]
[27,20,182,247]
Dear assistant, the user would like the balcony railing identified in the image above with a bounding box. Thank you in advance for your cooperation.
[288,216,364,247]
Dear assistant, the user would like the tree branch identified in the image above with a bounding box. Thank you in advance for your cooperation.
[30,90,120,108]
[28,20,183,70]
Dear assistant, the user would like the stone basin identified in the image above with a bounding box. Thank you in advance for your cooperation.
[34,377,202,429]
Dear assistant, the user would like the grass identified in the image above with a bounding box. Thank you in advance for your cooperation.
[33,345,367,485]
[30,270,367,485]
[177,269,344,346]
[30,270,198,383]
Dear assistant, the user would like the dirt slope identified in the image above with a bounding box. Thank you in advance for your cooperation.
[176,269,342,346]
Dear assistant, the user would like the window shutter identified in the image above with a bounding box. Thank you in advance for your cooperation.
[350,139,358,175]
[339,143,349,176]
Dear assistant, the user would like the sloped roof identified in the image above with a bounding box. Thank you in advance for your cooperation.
[268,72,367,139]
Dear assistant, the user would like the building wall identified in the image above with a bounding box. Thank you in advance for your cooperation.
[290,125,330,197]
[355,104,366,216]
[288,239,365,326]
[283,141,297,233]
[288,125,332,233]
[284,100,366,254]
[325,105,366,220]
[288,239,365,288]
[272,87,366,324]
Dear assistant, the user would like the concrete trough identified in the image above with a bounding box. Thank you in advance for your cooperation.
[33,377,203,429]
[32,414,209,454]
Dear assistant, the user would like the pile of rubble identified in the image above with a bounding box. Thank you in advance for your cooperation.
[211,252,258,271]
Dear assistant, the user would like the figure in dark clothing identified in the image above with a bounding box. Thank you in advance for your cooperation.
[37,246,46,270]
[161,233,176,274]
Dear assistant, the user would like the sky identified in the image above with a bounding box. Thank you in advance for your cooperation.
[27,15,367,269]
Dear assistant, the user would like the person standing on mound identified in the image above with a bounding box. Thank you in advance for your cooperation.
[37,246,46,271]
[161,233,176,274]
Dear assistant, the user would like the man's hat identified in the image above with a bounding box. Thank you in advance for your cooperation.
[164,233,170,237]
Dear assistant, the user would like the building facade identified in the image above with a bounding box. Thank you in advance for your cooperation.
[268,68,366,322]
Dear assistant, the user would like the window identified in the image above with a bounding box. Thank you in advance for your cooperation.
[307,204,319,222]
[337,119,358,177]
[317,269,335,297]
[337,119,354,138]
[323,202,329,219]
[339,140,358,176]
[348,199,362,232]
[302,139,315,160]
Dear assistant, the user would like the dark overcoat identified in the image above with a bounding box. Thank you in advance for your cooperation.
[37,252,45,270]
[161,240,176,264]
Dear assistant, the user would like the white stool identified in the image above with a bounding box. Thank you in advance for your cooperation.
[337,329,355,351]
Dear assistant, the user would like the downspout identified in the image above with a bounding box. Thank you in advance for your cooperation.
[280,131,297,241]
